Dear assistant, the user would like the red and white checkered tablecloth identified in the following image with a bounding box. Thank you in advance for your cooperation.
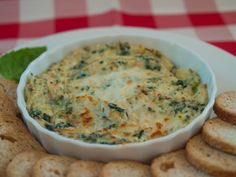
[0,0,236,56]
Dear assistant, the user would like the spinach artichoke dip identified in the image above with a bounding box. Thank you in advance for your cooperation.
[25,42,208,145]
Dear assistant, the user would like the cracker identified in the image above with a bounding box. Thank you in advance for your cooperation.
[32,155,77,177]
[0,113,45,176]
[214,91,236,125]
[202,117,236,154]
[0,78,17,107]
[186,135,236,177]
[151,150,212,177]
[100,160,151,177]
[6,150,47,177]
[67,160,104,177]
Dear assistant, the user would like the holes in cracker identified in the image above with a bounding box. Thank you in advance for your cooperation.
[160,161,175,172]
[0,134,17,142]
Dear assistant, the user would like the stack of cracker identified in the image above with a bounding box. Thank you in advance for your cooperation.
[0,78,45,176]
[151,91,236,177]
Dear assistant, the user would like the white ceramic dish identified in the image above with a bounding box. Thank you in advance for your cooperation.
[17,32,217,162]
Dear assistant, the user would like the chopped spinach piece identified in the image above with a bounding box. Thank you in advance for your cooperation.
[80,85,90,91]
[147,77,161,83]
[102,115,108,119]
[29,109,52,123]
[65,106,73,114]
[65,103,73,115]
[170,100,206,114]
[116,60,128,65]
[133,130,144,139]
[138,130,144,139]
[147,107,155,112]
[100,141,117,145]
[145,59,161,71]
[147,86,155,90]
[54,96,73,114]
[45,124,54,131]
[125,111,129,118]
[200,105,205,112]
[141,89,148,95]
[138,55,161,71]
[108,103,125,113]
[107,123,117,129]
[80,132,130,144]
[29,108,42,119]
[85,86,90,90]
[118,42,130,55]
[192,85,198,93]
[118,61,127,65]
[90,91,95,95]
[42,113,51,122]
[75,71,87,79]
[175,80,188,88]
[55,122,73,129]
[192,105,199,111]
[185,115,191,120]
[80,133,104,143]
[105,83,111,88]
[190,103,206,112]
[169,101,186,113]
[54,95,65,105]
[73,60,87,70]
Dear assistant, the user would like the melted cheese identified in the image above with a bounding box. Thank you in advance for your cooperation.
[25,42,208,144]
